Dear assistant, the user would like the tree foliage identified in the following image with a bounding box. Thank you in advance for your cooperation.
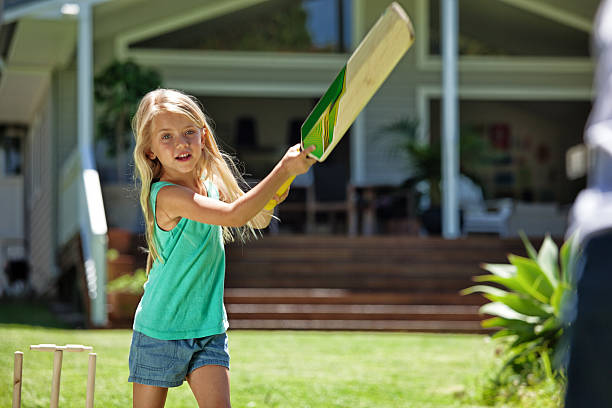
[94,60,162,157]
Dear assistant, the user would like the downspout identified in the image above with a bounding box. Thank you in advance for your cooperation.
[78,0,108,326]
[441,0,460,238]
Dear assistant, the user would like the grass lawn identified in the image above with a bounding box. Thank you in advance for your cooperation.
[1,324,500,408]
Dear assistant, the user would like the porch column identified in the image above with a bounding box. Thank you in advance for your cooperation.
[351,0,366,186]
[441,0,460,238]
[78,0,108,326]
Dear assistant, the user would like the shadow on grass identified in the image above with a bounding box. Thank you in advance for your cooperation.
[0,299,73,328]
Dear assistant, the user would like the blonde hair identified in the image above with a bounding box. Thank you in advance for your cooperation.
[132,88,261,271]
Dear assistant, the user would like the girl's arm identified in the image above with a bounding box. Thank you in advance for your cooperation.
[249,187,291,229]
[250,211,273,229]
[156,145,315,228]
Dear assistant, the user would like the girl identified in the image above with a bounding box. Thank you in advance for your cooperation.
[129,88,315,408]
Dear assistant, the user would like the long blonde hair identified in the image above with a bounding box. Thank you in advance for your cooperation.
[132,89,260,270]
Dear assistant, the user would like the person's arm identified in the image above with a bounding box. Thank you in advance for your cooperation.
[249,187,290,229]
[157,145,314,228]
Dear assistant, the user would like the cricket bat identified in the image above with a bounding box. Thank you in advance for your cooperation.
[265,2,415,210]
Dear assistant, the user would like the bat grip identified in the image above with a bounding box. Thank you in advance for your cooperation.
[264,175,296,211]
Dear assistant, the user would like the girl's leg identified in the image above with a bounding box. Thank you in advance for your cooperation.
[133,383,168,408]
[187,365,231,408]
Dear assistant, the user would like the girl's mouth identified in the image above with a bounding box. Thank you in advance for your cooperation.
[176,153,191,161]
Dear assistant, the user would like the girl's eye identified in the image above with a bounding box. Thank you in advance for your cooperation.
[162,133,171,140]
[186,130,195,136]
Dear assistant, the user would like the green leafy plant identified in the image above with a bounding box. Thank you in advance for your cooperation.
[107,268,147,295]
[462,233,579,402]
[94,60,162,179]
[382,117,492,207]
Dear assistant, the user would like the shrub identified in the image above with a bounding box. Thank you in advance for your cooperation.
[462,233,579,404]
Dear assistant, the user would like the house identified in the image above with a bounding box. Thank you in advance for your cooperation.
[0,0,597,326]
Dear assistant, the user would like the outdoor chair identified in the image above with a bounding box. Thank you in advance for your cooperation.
[459,175,513,237]
[463,198,514,237]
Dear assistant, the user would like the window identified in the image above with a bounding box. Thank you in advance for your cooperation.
[131,0,352,53]
[428,0,590,57]
[0,125,25,176]
[428,99,589,203]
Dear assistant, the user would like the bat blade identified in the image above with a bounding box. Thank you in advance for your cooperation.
[302,2,415,162]
[265,2,415,210]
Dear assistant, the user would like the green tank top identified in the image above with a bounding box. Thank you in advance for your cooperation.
[133,179,229,340]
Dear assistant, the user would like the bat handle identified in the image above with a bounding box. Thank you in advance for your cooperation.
[264,175,296,211]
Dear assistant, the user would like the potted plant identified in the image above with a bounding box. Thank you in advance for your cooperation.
[382,118,492,234]
[106,267,146,325]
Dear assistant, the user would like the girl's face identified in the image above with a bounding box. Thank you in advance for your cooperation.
[147,111,205,180]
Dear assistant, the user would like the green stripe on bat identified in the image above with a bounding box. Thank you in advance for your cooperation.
[302,117,325,159]
[301,66,346,160]
[327,71,346,149]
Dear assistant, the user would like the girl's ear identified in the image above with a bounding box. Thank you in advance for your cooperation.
[146,150,156,160]
[201,128,207,149]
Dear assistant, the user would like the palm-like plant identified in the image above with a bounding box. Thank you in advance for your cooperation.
[382,117,491,207]
[462,233,579,381]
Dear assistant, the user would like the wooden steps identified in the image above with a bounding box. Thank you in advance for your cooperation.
[224,290,487,333]
[106,229,529,333]
[224,236,528,333]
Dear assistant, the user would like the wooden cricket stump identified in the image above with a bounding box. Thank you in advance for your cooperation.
[12,344,96,408]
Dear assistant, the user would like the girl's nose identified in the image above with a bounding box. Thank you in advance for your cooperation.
[177,135,190,147]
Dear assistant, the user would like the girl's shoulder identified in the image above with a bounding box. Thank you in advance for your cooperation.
[150,180,178,199]
[202,177,220,200]
[149,180,180,218]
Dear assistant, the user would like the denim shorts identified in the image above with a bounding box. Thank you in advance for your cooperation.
[128,331,230,388]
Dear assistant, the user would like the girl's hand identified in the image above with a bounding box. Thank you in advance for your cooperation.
[282,144,317,176]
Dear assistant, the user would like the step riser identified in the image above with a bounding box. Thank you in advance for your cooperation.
[228,319,492,333]
[226,263,485,277]
[225,279,476,291]
[228,313,484,321]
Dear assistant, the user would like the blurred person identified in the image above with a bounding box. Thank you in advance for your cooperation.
[565,0,612,406]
